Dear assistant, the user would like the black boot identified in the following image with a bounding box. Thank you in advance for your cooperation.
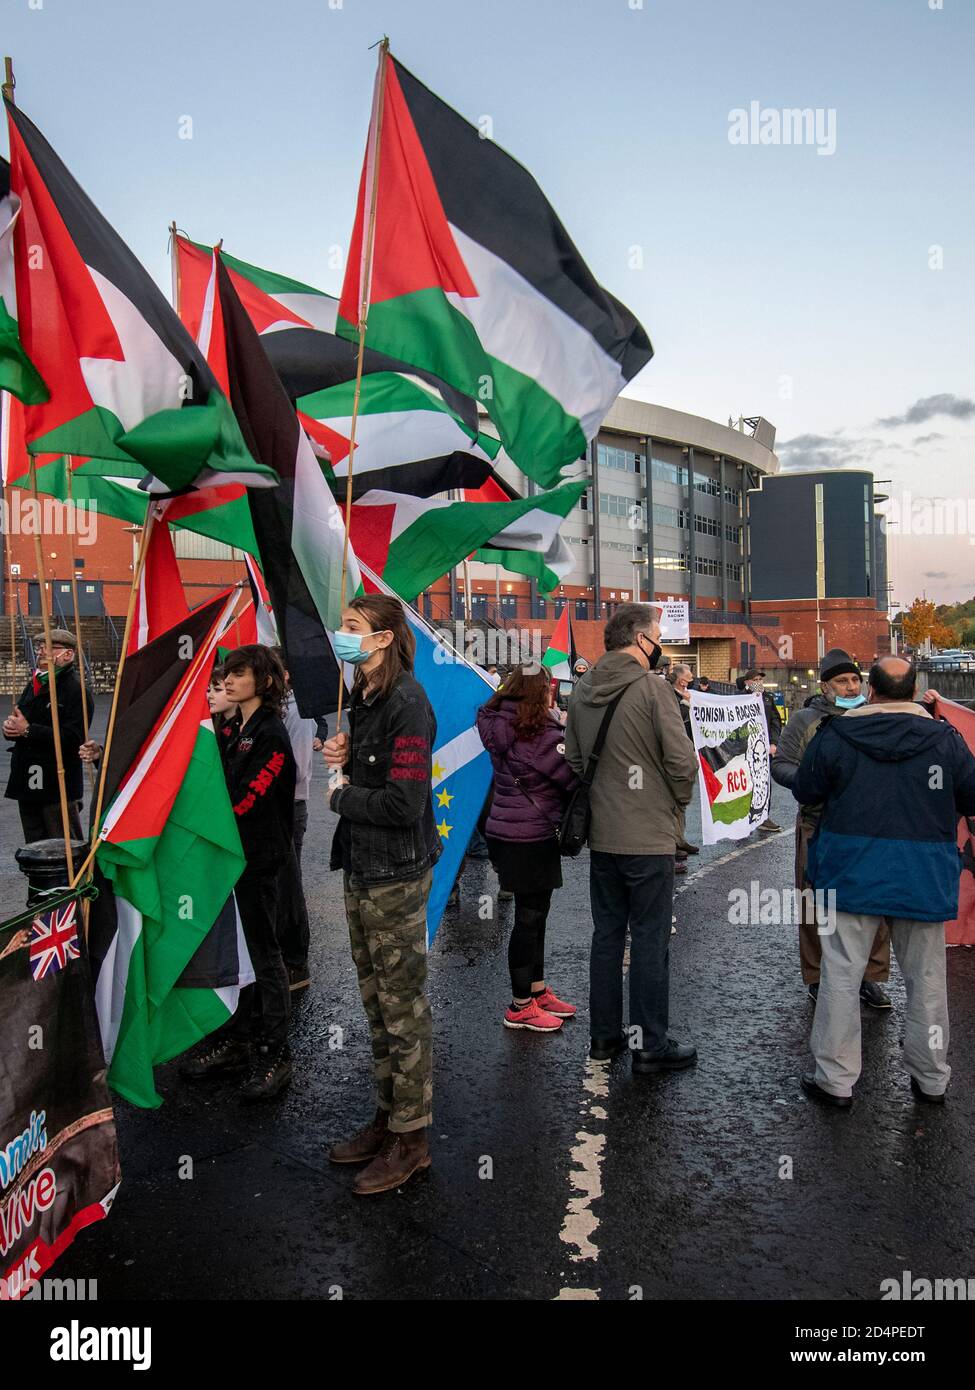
[179,1036,250,1080]
[239,1042,293,1103]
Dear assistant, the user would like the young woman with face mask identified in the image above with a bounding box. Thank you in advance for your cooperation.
[321,595,441,1196]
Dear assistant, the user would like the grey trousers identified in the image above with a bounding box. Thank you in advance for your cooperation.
[811,911,950,1097]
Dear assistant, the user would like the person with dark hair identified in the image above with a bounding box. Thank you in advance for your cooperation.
[792,655,975,1107]
[4,628,91,843]
[566,602,699,1072]
[736,668,783,832]
[771,648,891,1007]
[476,666,579,1032]
[321,595,440,1195]
[271,649,318,994]
[180,644,297,1102]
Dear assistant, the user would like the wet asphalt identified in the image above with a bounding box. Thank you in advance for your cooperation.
[3,752,975,1303]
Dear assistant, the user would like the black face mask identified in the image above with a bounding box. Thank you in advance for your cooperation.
[639,633,662,670]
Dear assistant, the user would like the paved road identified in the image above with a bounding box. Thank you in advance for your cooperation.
[3,755,974,1302]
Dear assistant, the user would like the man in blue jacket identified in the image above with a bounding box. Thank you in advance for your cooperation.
[792,656,975,1108]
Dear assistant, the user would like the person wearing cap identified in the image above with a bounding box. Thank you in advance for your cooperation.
[566,602,699,1074]
[791,656,975,1107]
[735,668,783,832]
[771,648,892,1008]
[3,628,91,843]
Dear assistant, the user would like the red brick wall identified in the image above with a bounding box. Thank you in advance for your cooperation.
[751,597,889,669]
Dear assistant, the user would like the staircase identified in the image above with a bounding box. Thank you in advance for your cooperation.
[1,613,121,697]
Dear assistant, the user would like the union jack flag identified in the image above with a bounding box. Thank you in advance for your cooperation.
[29,901,80,981]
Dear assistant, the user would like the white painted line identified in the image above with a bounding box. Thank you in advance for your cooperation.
[554,826,789,1299]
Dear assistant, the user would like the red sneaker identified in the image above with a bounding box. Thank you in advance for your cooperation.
[503,998,563,1032]
[533,986,577,1018]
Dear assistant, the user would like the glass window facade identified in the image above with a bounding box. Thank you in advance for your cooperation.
[598,444,637,472]
[651,457,688,486]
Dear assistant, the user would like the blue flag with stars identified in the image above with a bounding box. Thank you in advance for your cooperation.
[358,564,494,940]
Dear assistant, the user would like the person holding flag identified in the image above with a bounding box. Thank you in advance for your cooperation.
[322,594,441,1196]
[181,645,297,1102]
[4,628,90,843]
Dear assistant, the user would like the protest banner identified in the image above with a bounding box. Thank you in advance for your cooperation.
[689,689,771,845]
[0,889,120,1300]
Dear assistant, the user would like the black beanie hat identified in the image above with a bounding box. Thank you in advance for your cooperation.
[820,648,860,682]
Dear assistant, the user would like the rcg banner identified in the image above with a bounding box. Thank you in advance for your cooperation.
[0,892,120,1300]
[689,689,771,845]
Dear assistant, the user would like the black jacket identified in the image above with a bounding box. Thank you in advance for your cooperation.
[4,665,91,804]
[221,705,296,874]
[329,671,441,885]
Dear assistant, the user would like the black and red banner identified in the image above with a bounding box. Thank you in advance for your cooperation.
[0,890,120,1300]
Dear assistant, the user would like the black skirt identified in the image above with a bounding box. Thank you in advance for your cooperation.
[486,835,562,894]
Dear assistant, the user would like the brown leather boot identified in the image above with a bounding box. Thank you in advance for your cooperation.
[327,1107,389,1165]
[352,1128,432,1196]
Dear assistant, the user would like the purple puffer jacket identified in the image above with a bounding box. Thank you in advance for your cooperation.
[476,701,579,843]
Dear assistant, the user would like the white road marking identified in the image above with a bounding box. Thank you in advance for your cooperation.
[554,827,790,1299]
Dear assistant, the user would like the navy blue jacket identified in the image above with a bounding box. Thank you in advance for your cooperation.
[792,702,975,921]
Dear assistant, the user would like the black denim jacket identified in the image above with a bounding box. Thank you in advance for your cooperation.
[329,672,442,885]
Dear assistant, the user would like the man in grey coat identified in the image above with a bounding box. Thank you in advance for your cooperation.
[566,603,699,1073]
[771,648,891,1007]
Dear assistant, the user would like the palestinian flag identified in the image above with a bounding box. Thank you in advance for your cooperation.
[698,725,755,826]
[215,254,358,716]
[90,590,250,1109]
[128,508,189,653]
[173,233,480,424]
[300,371,502,499]
[542,607,576,681]
[338,51,653,488]
[174,234,493,497]
[0,156,46,403]
[3,101,275,492]
[349,481,585,601]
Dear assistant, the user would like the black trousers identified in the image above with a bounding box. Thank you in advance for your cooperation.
[228,865,290,1050]
[279,800,310,970]
[19,800,83,844]
[589,852,674,1053]
[509,890,553,997]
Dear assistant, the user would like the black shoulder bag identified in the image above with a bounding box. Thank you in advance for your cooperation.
[557,691,626,857]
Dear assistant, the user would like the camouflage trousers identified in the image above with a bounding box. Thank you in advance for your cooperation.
[344,869,433,1133]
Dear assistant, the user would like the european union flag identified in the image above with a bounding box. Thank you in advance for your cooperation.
[404,608,494,940]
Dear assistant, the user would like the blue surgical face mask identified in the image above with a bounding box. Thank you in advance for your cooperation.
[332,631,371,665]
[834,694,866,709]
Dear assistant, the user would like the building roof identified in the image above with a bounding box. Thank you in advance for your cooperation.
[601,396,780,476]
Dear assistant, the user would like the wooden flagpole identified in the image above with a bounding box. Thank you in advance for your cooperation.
[331,37,389,781]
[3,400,19,708]
[27,460,76,878]
[70,572,234,890]
[64,463,94,794]
[70,502,156,889]
[3,61,19,704]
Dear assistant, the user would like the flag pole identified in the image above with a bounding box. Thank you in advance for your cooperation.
[331,36,389,767]
[3,396,19,707]
[70,502,156,889]
[27,459,76,879]
[70,580,235,890]
[3,63,18,705]
[65,463,94,793]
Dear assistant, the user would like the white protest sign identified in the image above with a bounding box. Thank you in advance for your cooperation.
[688,689,771,845]
[659,600,689,644]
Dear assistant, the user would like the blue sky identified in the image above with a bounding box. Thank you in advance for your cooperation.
[4,0,973,605]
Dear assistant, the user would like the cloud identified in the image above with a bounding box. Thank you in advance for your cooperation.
[878,394,975,428]
[922,571,950,580]
[777,432,895,471]
[913,433,945,446]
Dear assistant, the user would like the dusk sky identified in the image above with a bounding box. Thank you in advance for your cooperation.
[4,0,972,606]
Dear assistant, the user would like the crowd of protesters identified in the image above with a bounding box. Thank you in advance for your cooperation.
[6,597,975,1193]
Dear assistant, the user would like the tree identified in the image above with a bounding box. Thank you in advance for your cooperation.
[902,599,938,649]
